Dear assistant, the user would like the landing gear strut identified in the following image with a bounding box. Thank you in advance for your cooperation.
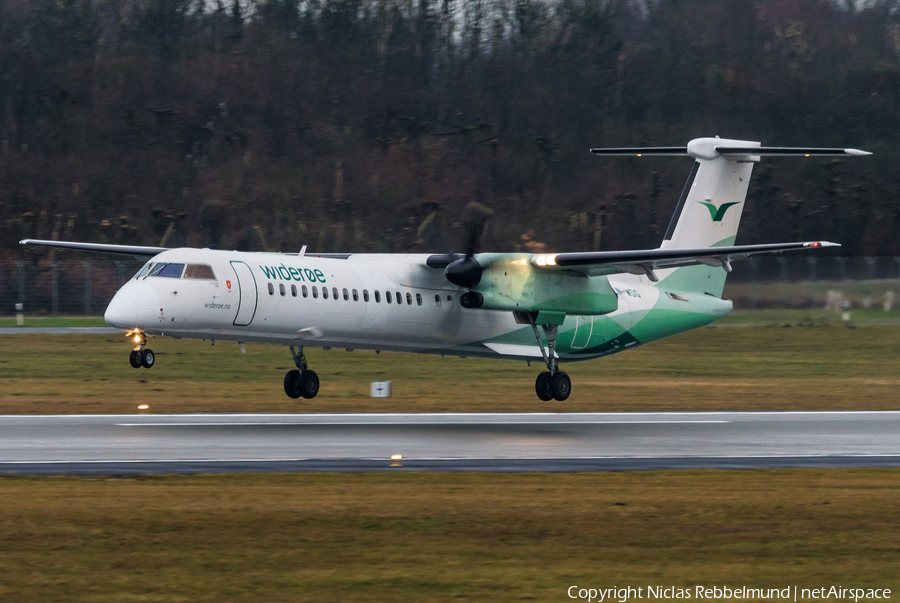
[530,323,571,401]
[284,346,319,399]
[128,331,155,369]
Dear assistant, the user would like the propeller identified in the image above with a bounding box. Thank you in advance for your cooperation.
[443,202,493,288]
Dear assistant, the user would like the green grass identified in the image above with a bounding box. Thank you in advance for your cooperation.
[716,308,900,326]
[2,324,900,413]
[0,470,897,602]
[0,315,109,327]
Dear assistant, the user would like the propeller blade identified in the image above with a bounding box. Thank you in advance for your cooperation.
[417,209,452,253]
[460,202,493,257]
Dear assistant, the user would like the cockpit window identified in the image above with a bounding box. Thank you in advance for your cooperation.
[133,262,154,280]
[184,264,216,280]
[149,263,185,278]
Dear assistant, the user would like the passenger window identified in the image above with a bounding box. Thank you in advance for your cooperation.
[343,288,349,301]
[374,291,381,303]
[416,293,422,306]
[447,295,454,308]
[268,283,275,295]
[363,290,369,302]
[291,284,297,297]
[150,263,185,278]
[302,285,308,298]
[279,283,286,296]
[386,291,392,304]
[406,292,413,305]
[435,294,442,307]
[352,289,359,302]
[332,287,339,300]
[312,286,319,299]
[322,287,329,300]
[184,264,216,279]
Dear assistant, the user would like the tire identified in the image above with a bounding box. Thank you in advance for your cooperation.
[141,349,155,369]
[284,369,302,399]
[129,350,142,369]
[535,371,553,401]
[549,371,571,401]
[299,370,320,399]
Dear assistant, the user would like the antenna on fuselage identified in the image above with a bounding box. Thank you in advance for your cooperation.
[298,245,307,257]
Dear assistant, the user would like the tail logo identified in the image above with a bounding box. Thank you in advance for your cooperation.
[698,201,741,222]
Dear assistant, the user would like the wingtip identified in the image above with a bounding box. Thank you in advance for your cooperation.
[807,241,841,248]
[844,148,872,156]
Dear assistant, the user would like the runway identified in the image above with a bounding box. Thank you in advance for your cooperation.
[0,411,898,474]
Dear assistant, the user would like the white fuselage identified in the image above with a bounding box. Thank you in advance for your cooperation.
[104,248,724,362]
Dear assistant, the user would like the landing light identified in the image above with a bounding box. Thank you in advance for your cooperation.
[138,405,149,410]
[533,254,558,267]
[391,454,403,461]
[133,334,141,344]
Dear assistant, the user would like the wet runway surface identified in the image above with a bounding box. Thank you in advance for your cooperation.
[0,412,898,474]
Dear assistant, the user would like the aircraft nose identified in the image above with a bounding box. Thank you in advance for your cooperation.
[104,283,160,329]
[104,291,136,328]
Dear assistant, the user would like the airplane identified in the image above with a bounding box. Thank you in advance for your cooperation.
[20,137,870,401]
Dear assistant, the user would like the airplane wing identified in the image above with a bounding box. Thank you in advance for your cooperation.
[530,241,839,281]
[20,239,168,256]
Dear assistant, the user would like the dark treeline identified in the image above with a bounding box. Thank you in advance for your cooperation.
[2,0,900,258]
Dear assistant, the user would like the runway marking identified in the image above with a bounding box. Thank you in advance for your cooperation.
[2,453,900,464]
[113,420,732,427]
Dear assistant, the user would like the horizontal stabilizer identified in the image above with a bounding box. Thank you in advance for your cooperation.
[531,241,839,280]
[591,142,871,160]
[716,147,871,157]
[590,147,689,156]
[20,239,168,256]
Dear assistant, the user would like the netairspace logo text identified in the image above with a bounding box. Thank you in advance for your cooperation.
[567,586,892,603]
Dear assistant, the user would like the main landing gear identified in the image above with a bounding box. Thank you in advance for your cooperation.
[284,345,320,399]
[127,331,155,369]
[530,323,571,401]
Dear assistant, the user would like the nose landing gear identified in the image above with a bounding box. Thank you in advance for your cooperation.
[284,346,320,399]
[127,331,155,369]
[530,323,571,401]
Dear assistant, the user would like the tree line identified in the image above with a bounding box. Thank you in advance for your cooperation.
[2,0,900,261]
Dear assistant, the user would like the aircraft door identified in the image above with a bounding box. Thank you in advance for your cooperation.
[230,261,258,326]
[571,315,593,349]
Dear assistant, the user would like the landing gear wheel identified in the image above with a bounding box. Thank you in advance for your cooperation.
[141,349,155,369]
[298,370,320,399]
[549,371,571,401]
[535,371,553,401]
[129,350,142,369]
[284,369,302,399]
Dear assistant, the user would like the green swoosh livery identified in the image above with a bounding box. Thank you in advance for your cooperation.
[698,201,741,222]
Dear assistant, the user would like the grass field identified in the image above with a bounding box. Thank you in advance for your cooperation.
[0,470,897,602]
[1,322,900,414]
[0,316,109,328]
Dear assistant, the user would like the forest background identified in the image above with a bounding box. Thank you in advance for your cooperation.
[2,0,900,260]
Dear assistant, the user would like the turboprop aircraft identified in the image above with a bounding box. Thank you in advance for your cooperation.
[21,137,870,401]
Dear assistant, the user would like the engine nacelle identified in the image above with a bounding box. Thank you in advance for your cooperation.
[466,253,618,316]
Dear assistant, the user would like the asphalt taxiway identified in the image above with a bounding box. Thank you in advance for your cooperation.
[0,411,898,474]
